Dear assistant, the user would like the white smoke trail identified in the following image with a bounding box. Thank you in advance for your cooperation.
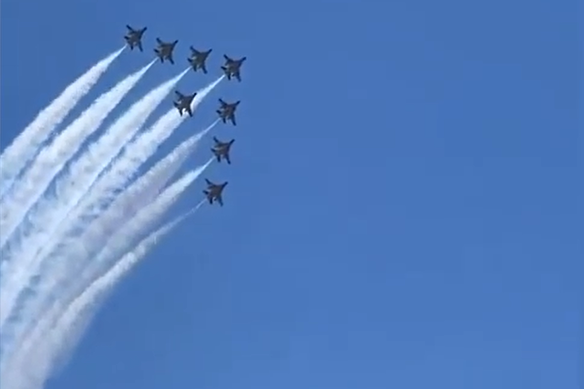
[49,159,211,312]
[82,165,209,277]
[64,75,223,227]
[2,201,203,389]
[0,68,186,330]
[0,61,154,253]
[0,48,125,199]
[0,146,213,359]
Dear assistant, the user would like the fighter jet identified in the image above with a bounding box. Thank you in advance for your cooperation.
[154,38,178,64]
[188,47,212,74]
[216,98,240,126]
[221,54,246,82]
[173,90,197,117]
[124,25,147,52]
[211,137,235,164]
[203,179,228,206]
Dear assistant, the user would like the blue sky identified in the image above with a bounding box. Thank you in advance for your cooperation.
[1,0,580,388]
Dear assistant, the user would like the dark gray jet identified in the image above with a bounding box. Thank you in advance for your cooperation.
[154,38,178,64]
[124,25,147,52]
[216,98,240,126]
[188,47,212,74]
[173,90,197,117]
[211,137,235,164]
[221,54,246,82]
[203,179,228,206]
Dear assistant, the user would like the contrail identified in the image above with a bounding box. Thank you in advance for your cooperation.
[0,150,213,358]
[0,61,154,253]
[64,167,209,304]
[1,202,203,389]
[2,169,206,374]
[68,74,224,225]
[0,68,186,330]
[0,47,125,200]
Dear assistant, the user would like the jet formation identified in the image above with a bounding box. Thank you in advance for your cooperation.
[122,26,246,80]
[123,25,248,207]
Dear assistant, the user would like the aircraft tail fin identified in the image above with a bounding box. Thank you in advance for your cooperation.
[156,37,162,44]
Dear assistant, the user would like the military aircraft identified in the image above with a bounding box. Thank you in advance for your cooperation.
[216,98,240,126]
[203,179,228,206]
[221,54,246,82]
[188,47,212,74]
[211,137,235,164]
[124,25,147,52]
[154,38,178,64]
[173,91,197,117]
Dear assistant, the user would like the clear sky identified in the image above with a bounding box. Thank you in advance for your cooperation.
[1,0,580,388]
